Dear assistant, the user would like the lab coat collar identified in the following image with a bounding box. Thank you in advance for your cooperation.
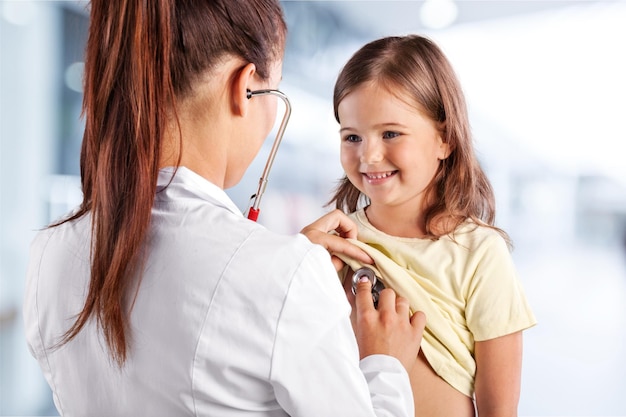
[157,166,243,217]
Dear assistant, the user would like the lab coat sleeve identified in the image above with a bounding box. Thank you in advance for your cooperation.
[270,243,414,417]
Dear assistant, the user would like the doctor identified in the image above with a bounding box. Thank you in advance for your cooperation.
[23,0,425,416]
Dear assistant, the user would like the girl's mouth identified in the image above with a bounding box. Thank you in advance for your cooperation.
[363,170,397,183]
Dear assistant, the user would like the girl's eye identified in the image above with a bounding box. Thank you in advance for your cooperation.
[382,131,400,139]
[344,134,361,143]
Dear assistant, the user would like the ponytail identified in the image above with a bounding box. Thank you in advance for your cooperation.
[57,0,175,365]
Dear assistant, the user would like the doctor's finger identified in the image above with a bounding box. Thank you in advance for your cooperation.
[300,209,360,239]
[410,310,427,333]
[374,288,399,313]
[395,295,411,315]
[329,239,373,266]
[354,277,375,314]
[304,231,372,267]
[330,255,345,272]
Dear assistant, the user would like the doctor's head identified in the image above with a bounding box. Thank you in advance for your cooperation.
[64,0,287,365]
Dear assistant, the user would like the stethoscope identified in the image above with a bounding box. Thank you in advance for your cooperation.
[245,88,292,222]
[351,267,386,308]
[246,91,385,307]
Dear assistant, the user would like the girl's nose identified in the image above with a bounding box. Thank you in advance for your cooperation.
[360,138,384,164]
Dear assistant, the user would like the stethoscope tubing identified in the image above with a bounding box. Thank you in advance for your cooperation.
[246,89,292,221]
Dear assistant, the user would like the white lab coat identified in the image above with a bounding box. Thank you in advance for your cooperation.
[24,166,414,417]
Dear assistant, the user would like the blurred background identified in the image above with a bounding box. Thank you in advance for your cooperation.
[1,0,625,415]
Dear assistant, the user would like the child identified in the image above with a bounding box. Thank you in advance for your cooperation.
[304,35,536,416]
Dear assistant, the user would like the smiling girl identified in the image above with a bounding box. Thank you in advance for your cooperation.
[306,35,536,417]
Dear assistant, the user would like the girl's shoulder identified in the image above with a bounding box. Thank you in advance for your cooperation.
[452,220,510,253]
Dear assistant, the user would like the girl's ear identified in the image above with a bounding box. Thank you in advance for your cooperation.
[435,121,452,160]
[231,62,257,117]
[438,135,452,160]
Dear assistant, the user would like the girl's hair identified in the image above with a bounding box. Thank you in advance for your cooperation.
[330,35,509,243]
[55,0,286,365]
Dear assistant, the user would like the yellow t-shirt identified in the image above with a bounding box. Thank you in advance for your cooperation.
[338,209,537,398]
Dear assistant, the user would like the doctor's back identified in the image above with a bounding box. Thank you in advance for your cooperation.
[24,167,360,416]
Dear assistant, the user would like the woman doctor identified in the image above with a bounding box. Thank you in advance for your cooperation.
[23,0,425,416]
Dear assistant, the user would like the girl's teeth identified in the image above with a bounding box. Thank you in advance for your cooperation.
[367,172,393,179]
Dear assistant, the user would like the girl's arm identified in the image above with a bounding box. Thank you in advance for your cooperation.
[474,331,523,417]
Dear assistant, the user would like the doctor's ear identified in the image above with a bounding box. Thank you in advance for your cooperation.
[231,62,257,117]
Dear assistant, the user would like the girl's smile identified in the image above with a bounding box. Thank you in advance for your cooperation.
[362,170,398,184]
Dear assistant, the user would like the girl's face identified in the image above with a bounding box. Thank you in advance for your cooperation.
[338,82,449,214]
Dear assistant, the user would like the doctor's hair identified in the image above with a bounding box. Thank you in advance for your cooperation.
[329,35,509,243]
[53,0,286,366]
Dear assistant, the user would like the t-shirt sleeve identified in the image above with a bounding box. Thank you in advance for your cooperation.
[465,233,537,342]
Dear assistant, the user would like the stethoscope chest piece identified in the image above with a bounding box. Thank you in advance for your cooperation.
[351,266,386,307]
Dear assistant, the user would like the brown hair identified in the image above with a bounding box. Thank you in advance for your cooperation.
[330,35,509,243]
[55,0,286,365]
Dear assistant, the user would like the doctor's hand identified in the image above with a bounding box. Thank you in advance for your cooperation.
[354,278,426,373]
[300,209,373,271]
